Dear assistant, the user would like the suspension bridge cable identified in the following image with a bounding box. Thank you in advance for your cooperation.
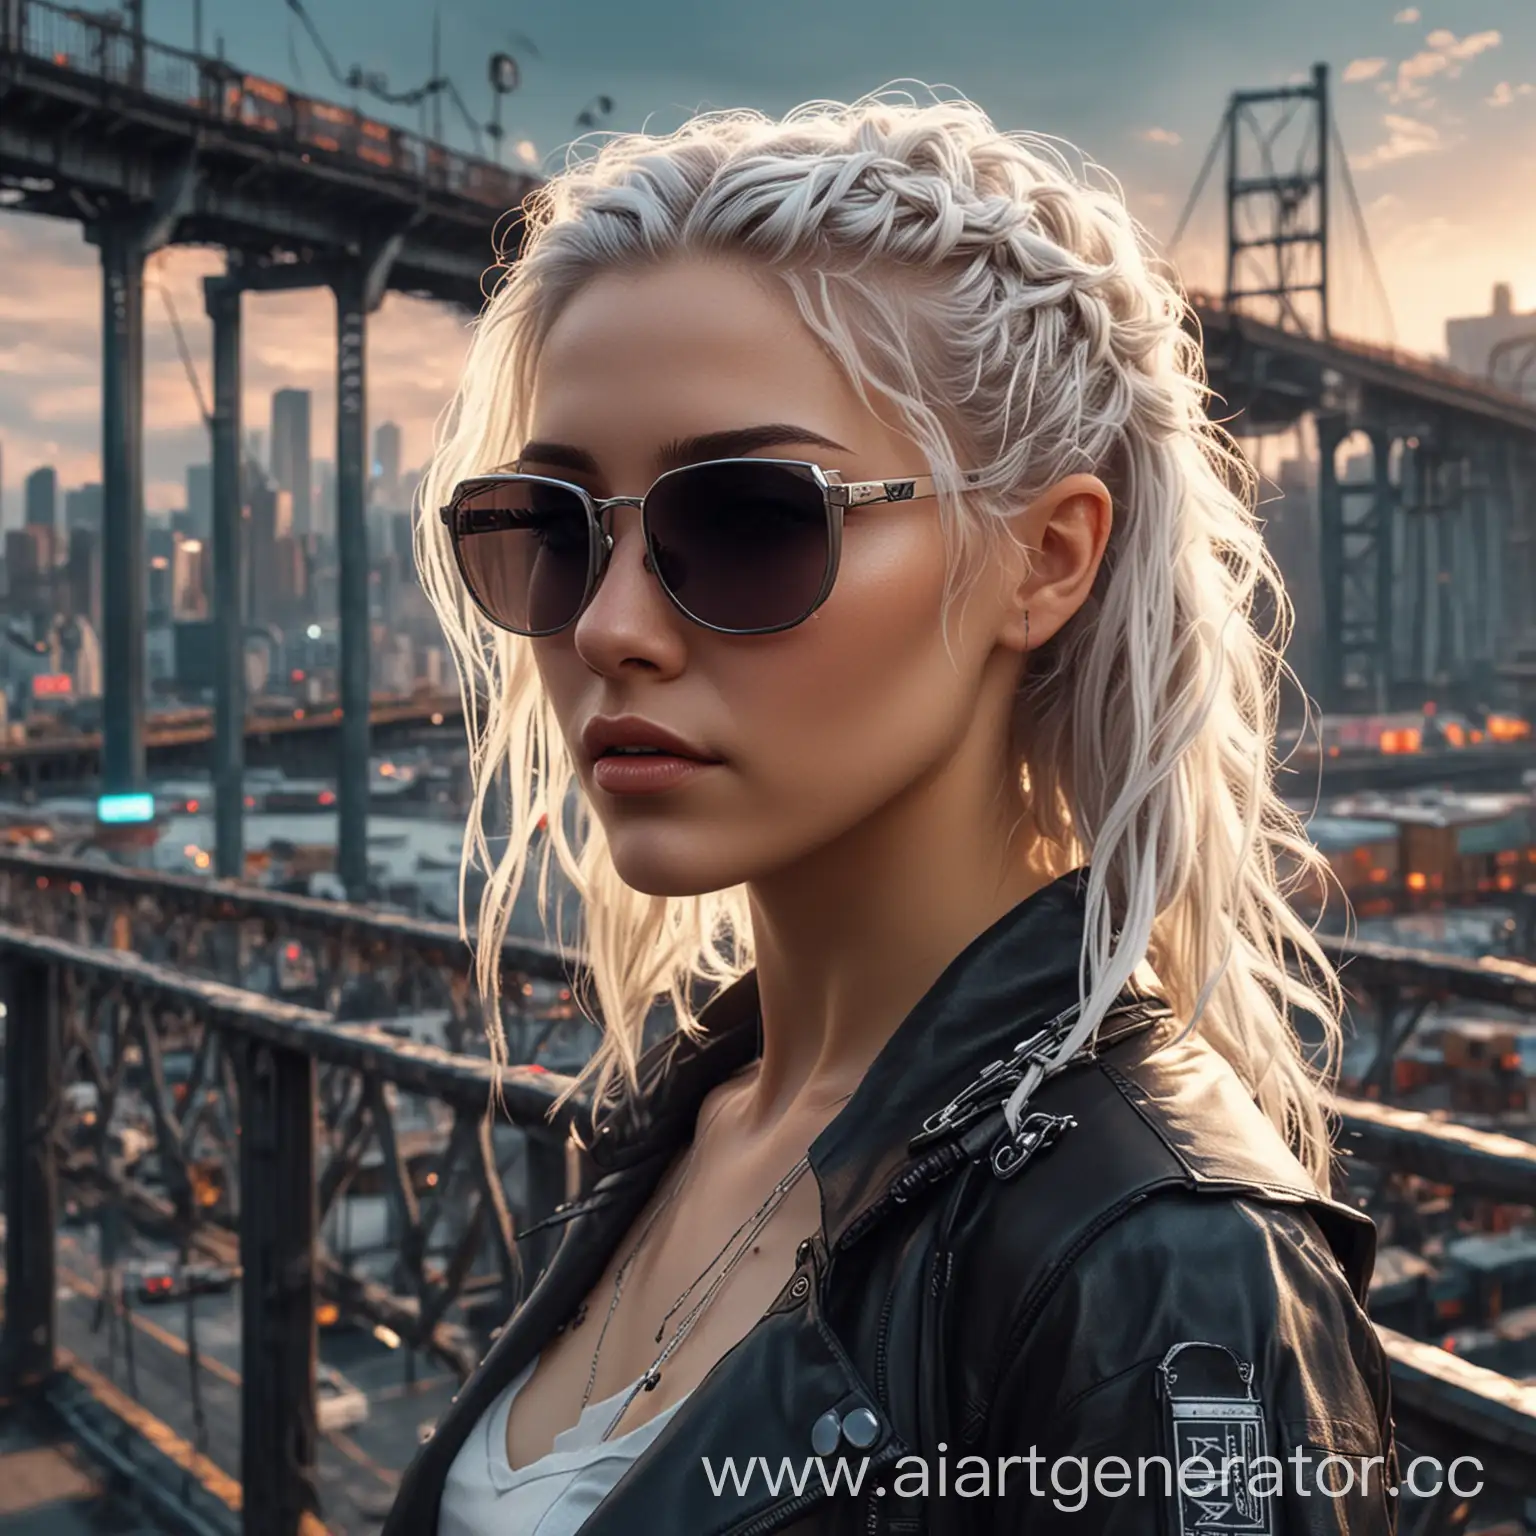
[148,258,265,471]
[1329,114,1397,345]
[148,264,211,429]
[1167,110,1228,257]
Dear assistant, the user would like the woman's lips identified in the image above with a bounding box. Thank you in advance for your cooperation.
[591,754,719,795]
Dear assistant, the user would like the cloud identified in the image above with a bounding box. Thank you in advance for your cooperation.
[1394,6,1420,20]
[1487,81,1536,107]
[0,221,473,514]
[1137,127,1181,146]
[1426,28,1501,60]
[1344,57,1388,84]
[1388,28,1502,102]
[1350,112,1442,171]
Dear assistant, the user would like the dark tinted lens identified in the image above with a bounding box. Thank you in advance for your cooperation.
[644,462,830,631]
[450,479,593,634]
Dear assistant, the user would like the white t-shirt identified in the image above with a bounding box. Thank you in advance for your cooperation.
[437,1354,693,1536]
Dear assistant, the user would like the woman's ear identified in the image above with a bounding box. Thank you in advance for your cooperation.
[994,473,1113,655]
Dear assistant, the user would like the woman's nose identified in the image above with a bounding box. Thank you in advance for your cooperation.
[572,509,687,674]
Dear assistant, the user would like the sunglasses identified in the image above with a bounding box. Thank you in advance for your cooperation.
[438,457,964,637]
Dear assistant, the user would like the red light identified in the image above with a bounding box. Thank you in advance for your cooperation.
[290,669,305,682]
[187,799,199,812]
[285,942,302,961]
[318,789,336,806]
[244,796,256,808]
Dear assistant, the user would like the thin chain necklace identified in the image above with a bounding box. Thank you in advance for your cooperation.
[580,1080,856,1442]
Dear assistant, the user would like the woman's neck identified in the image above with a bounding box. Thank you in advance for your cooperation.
[736,736,1059,1133]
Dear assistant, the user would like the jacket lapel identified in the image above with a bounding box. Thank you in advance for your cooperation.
[576,1248,906,1536]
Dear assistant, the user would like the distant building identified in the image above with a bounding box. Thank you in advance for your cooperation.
[314,459,336,542]
[24,465,57,531]
[5,525,52,620]
[1446,283,1536,400]
[1267,455,1322,699]
[271,390,313,538]
[245,479,280,623]
[66,528,101,632]
[64,482,103,535]
[172,534,210,620]
[372,421,402,507]
[185,462,212,539]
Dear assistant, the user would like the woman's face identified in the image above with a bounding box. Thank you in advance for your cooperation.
[521,256,1069,898]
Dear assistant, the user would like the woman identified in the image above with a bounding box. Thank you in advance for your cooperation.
[384,90,1395,1536]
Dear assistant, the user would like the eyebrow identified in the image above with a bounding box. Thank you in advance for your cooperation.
[512,423,850,477]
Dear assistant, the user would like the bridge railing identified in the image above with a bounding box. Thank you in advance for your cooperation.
[0,920,578,1536]
[0,845,598,1066]
[1188,288,1536,415]
[2,854,1536,1531]
[5,0,525,210]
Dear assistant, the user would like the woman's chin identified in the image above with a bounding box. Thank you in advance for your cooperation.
[606,838,750,900]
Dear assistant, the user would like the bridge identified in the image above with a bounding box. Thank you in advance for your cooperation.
[4,18,1536,886]
[0,0,538,897]
[0,848,1533,1535]
[0,692,464,790]
[3,15,1536,1535]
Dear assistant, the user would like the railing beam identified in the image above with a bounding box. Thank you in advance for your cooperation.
[0,955,59,1396]
[238,1039,318,1536]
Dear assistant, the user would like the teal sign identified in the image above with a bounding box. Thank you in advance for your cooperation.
[97,792,156,825]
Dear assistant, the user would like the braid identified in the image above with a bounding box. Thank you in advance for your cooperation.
[424,85,1346,1184]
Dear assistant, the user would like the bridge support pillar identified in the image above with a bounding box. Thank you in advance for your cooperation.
[88,161,196,798]
[239,1039,319,1536]
[1368,428,1397,710]
[97,226,149,794]
[206,276,245,881]
[332,237,401,902]
[333,275,371,902]
[0,957,58,1397]
[1315,414,1347,712]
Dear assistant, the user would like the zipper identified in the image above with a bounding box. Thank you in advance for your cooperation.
[907,1002,1085,1153]
[863,1278,900,1535]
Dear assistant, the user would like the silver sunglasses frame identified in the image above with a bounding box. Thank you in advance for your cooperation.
[439,456,958,638]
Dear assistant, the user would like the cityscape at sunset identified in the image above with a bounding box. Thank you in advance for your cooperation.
[3,5,1536,1533]
[2,0,1533,512]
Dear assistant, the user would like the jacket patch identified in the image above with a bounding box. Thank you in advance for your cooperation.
[1158,1342,1273,1536]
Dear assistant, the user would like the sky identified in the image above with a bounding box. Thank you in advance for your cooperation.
[1,0,1533,515]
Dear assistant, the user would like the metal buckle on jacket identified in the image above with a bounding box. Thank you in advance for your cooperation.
[909,1004,1084,1154]
[990,1109,1076,1179]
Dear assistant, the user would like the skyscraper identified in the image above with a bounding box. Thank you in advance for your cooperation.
[24,465,57,531]
[372,421,403,507]
[65,483,103,534]
[185,462,212,539]
[270,389,313,537]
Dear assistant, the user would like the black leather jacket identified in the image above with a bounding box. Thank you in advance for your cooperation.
[384,870,1396,1535]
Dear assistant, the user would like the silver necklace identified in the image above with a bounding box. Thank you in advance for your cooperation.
[579,1081,856,1441]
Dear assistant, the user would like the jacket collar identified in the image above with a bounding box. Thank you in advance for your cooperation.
[583,866,1158,1251]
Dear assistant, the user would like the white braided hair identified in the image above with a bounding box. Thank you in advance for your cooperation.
[416,86,1345,1184]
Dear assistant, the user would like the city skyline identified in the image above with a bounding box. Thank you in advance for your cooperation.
[0,0,1532,510]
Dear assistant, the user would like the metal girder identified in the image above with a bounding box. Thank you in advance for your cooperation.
[0,953,58,1396]
[238,1037,319,1536]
